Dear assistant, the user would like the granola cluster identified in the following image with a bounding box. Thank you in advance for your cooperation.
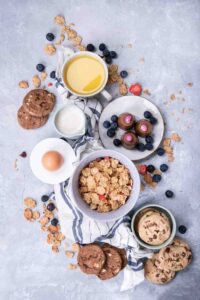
[79,157,133,212]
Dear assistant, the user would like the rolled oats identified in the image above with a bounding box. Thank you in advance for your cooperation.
[54,15,66,26]
[24,197,37,208]
[24,208,33,221]
[19,80,29,89]
[44,44,56,55]
[33,211,40,220]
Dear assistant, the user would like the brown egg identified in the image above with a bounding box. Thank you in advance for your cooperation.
[42,151,64,171]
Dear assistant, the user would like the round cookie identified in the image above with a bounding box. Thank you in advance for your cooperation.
[138,211,171,245]
[145,254,176,285]
[78,244,106,275]
[98,244,122,280]
[23,89,55,117]
[135,208,162,233]
[102,244,127,269]
[158,238,192,271]
[17,105,48,129]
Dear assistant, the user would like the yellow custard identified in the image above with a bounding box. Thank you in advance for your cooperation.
[63,55,105,95]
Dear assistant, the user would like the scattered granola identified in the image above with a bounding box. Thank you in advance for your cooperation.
[68,263,77,270]
[32,75,41,88]
[143,89,151,96]
[72,243,81,252]
[170,133,182,142]
[33,211,40,220]
[54,15,66,26]
[170,94,176,101]
[44,44,56,55]
[55,34,65,45]
[40,71,47,81]
[24,208,33,221]
[24,197,37,208]
[19,80,29,89]
[187,82,193,87]
[52,245,59,253]
[65,251,75,258]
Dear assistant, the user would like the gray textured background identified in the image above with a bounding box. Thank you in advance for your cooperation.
[1,0,200,299]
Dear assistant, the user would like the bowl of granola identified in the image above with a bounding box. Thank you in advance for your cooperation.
[71,149,140,221]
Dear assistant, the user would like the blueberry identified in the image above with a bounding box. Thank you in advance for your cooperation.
[103,49,110,57]
[152,174,162,183]
[41,195,49,202]
[103,120,111,129]
[145,136,154,143]
[144,111,152,119]
[120,70,128,78]
[51,218,59,226]
[111,115,118,122]
[105,57,112,64]
[50,70,56,79]
[46,33,55,41]
[113,139,121,147]
[157,148,165,156]
[110,51,117,58]
[160,164,168,172]
[36,63,45,72]
[107,128,115,138]
[147,165,155,173]
[145,143,153,151]
[150,116,158,125]
[178,225,187,234]
[110,122,118,129]
[165,190,174,198]
[136,143,146,152]
[86,44,95,52]
[99,43,106,51]
[47,203,55,211]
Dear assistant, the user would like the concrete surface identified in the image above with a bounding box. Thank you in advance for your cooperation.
[0,0,200,299]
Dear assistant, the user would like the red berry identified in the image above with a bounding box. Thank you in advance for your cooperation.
[138,164,147,175]
[48,82,53,87]
[99,195,106,201]
[104,156,110,160]
[129,83,142,96]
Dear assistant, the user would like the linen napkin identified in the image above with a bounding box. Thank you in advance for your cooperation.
[52,46,152,291]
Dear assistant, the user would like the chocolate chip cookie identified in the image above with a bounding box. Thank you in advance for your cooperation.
[158,238,192,271]
[98,244,122,280]
[23,89,55,117]
[17,105,48,129]
[145,254,176,284]
[78,244,106,275]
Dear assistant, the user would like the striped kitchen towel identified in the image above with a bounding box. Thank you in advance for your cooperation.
[52,46,152,291]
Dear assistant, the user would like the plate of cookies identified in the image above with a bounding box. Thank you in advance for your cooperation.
[99,95,164,161]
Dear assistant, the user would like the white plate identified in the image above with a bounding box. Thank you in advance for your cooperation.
[99,96,164,161]
[30,138,76,184]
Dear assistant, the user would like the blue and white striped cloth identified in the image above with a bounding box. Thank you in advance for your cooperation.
[52,46,152,291]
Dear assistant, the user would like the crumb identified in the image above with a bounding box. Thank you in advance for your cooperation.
[65,251,74,258]
[72,243,81,252]
[170,94,176,101]
[24,197,37,208]
[24,208,33,221]
[33,211,40,220]
[18,80,29,89]
[139,57,145,63]
[44,44,56,55]
[143,89,151,96]
[170,133,181,142]
[140,182,145,192]
[68,264,77,270]
[54,15,66,26]
[40,72,47,81]
[127,43,133,48]
[14,159,18,171]
[187,82,193,87]
[144,174,153,184]
[32,75,41,88]
[52,245,59,253]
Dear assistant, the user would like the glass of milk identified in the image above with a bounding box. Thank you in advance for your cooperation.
[54,104,87,139]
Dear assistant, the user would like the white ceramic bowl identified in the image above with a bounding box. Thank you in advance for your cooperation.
[71,149,140,222]
[131,204,177,250]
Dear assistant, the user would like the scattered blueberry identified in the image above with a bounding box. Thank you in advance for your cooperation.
[145,136,154,143]
[86,44,95,52]
[51,218,59,226]
[99,43,106,51]
[178,225,187,234]
[145,143,153,151]
[41,195,49,202]
[105,57,112,64]
[103,49,110,57]
[147,165,155,173]
[165,190,174,198]
[103,120,111,129]
[157,148,165,156]
[19,151,27,158]
[160,164,169,172]
[136,143,146,152]
[150,116,158,125]
[46,32,55,41]
[152,174,162,183]
[47,203,55,211]
[113,139,121,147]
[111,115,118,122]
[36,63,45,72]
[107,128,116,138]
[120,70,128,78]
[50,70,56,79]
[110,51,117,58]
[144,111,152,119]
[110,122,118,129]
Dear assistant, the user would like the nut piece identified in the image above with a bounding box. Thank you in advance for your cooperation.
[52,245,59,253]
[54,15,65,26]
[33,210,40,220]
[24,197,37,208]
[19,81,29,89]
[72,243,81,252]
[24,208,33,220]
[32,75,41,88]
[119,83,128,96]
[44,44,56,55]
[40,71,47,81]
[65,251,74,258]
[39,216,49,226]
[170,133,181,142]
[68,263,77,270]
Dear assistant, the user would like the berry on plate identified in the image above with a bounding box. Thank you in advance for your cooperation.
[113,139,121,147]
[111,115,118,122]
[150,116,158,125]
[107,128,115,138]
[144,111,152,119]
[129,83,142,96]
[145,143,153,151]
[110,122,118,129]
[136,143,145,152]
[145,136,154,143]
[103,120,111,128]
